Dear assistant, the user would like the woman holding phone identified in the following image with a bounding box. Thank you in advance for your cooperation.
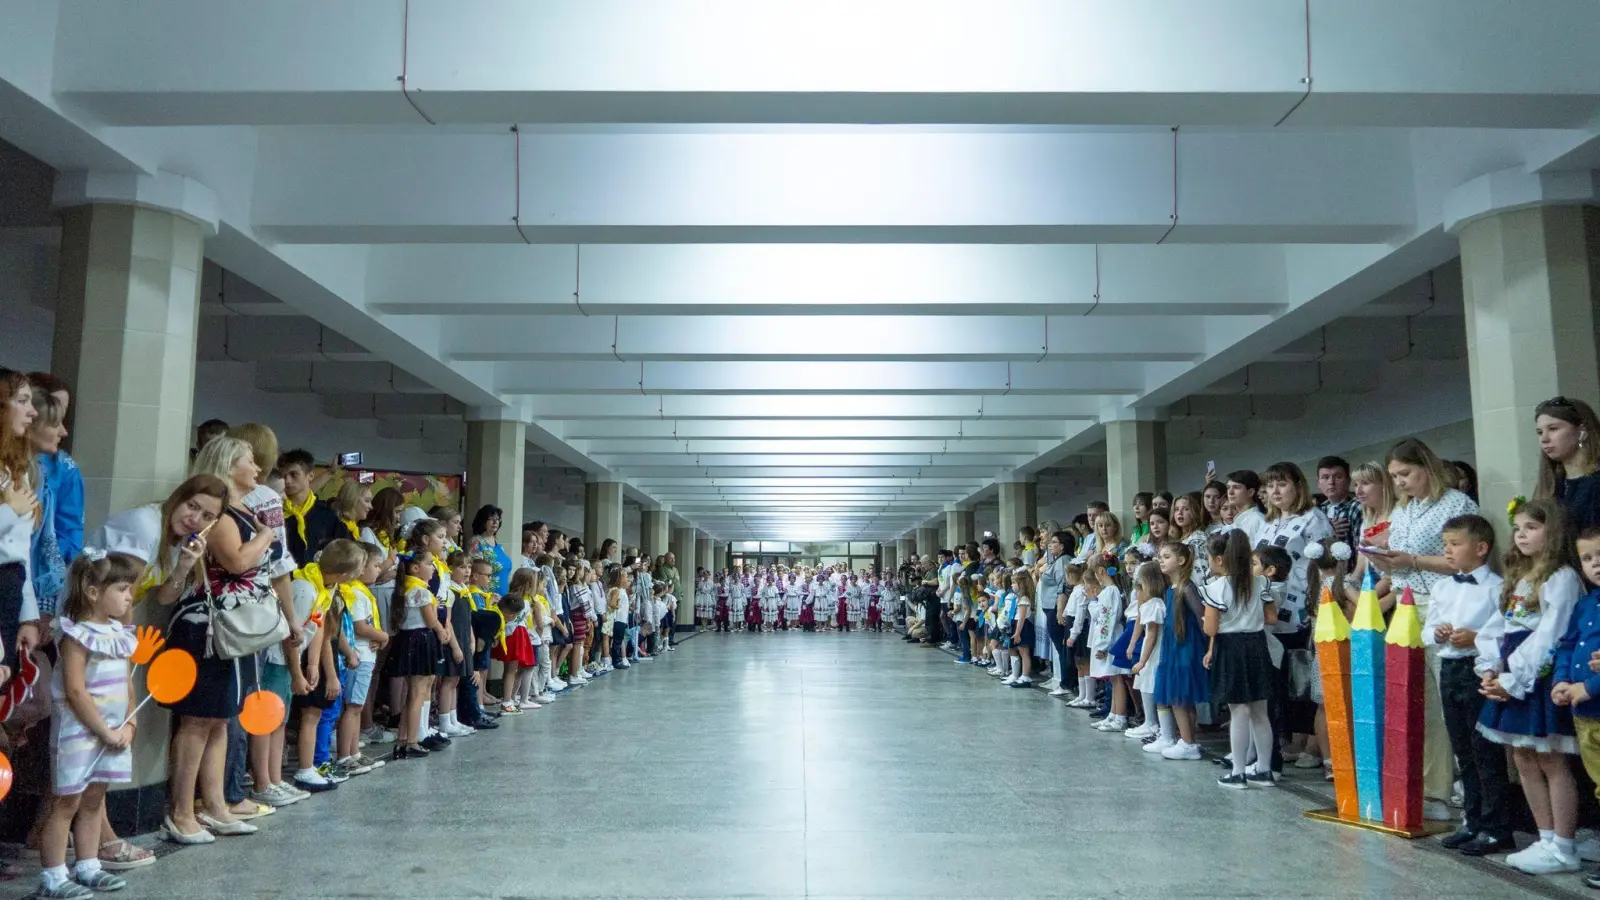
[1364,436,1477,821]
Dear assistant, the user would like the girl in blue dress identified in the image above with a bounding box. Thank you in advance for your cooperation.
[1149,540,1210,761]
[1477,499,1581,875]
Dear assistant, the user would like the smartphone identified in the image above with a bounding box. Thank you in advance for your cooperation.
[357,471,375,484]
[1358,545,1385,555]
[338,451,363,467]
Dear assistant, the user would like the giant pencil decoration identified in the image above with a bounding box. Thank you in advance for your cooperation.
[1313,585,1358,818]
[1382,587,1425,831]
[1349,566,1386,821]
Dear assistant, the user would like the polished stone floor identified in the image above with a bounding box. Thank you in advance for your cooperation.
[20,632,1584,899]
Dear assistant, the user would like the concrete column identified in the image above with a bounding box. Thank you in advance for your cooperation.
[51,172,217,833]
[670,525,696,627]
[881,540,897,574]
[998,480,1039,547]
[896,536,916,567]
[465,416,526,536]
[917,525,940,559]
[945,504,974,548]
[1104,416,1168,532]
[1455,198,1600,542]
[641,507,671,558]
[584,480,624,555]
[711,541,727,571]
[695,533,713,575]
[51,173,217,529]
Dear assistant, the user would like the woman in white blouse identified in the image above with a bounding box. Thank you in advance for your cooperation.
[1256,462,1335,773]
[1366,436,1478,819]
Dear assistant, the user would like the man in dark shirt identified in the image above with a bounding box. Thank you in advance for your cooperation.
[278,449,341,567]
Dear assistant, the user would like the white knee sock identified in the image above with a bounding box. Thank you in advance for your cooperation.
[1229,705,1252,775]
[1158,707,1177,741]
[1082,678,1097,704]
[1141,690,1157,725]
[419,700,432,736]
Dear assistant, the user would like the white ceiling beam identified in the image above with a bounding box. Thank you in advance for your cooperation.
[57,0,1600,128]
[587,439,1040,455]
[525,394,1104,420]
[252,132,1411,244]
[452,315,1213,363]
[370,244,1289,317]
[609,459,1025,473]
[494,360,1149,396]
[629,477,984,488]
[560,419,1068,439]
[617,466,1003,478]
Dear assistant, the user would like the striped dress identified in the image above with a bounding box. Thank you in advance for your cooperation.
[50,618,135,796]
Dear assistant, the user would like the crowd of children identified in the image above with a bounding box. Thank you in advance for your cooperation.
[898,420,1600,885]
[693,565,897,634]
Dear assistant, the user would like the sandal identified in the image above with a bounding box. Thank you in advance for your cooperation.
[98,839,155,871]
[230,800,274,820]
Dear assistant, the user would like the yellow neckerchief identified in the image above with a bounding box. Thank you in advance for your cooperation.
[292,563,334,627]
[341,518,360,541]
[338,580,382,631]
[533,594,551,627]
[283,492,316,547]
[135,559,167,602]
[465,585,492,611]
[375,530,393,552]
[402,575,432,600]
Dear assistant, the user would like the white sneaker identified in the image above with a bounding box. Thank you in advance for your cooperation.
[1507,839,1581,875]
[443,721,475,737]
[1293,752,1323,769]
[1124,723,1155,739]
[1049,686,1071,697]
[518,700,542,710]
[536,693,556,703]
[988,667,1008,678]
[1144,736,1177,754]
[1040,678,1059,691]
[548,678,568,691]
[276,781,311,801]
[1161,741,1203,760]
[1012,676,1033,687]
[1002,674,1019,685]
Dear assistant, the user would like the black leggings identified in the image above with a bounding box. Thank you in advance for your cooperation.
[610,621,627,665]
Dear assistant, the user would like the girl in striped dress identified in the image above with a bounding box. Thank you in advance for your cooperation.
[40,551,142,899]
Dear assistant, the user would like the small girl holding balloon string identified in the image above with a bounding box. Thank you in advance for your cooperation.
[40,550,142,899]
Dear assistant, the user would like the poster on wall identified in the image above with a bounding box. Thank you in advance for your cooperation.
[314,466,464,512]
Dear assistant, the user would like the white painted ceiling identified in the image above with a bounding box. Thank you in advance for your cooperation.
[2,0,1598,540]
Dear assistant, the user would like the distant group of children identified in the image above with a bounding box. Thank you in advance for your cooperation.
[695,566,895,633]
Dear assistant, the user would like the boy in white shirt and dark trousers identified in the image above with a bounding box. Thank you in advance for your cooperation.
[1423,514,1510,857]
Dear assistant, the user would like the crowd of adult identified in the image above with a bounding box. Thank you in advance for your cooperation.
[888,395,1600,879]
[0,366,698,899]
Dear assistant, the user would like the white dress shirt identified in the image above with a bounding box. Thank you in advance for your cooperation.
[1421,564,1503,660]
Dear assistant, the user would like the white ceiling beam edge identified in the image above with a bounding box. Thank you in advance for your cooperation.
[370,245,1293,316]
[524,394,1110,420]
[257,131,1411,242]
[557,419,1076,439]
[448,315,1238,364]
[494,360,1150,396]
[58,0,1600,128]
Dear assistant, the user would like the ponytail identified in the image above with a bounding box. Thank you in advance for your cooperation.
[1207,529,1254,613]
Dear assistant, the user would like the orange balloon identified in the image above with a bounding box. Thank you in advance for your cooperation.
[0,751,12,802]
[147,649,198,705]
[238,690,285,736]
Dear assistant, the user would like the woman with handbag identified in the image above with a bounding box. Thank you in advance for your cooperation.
[157,438,276,844]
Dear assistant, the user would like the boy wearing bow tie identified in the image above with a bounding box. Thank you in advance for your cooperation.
[1424,514,1509,857]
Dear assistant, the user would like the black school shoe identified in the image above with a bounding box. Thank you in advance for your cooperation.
[465,717,500,730]
[1458,833,1514,857]
[391,744,429,760]
[1439,828,1477,850]
[1216,773,1249,790]
[419,734,452,751]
